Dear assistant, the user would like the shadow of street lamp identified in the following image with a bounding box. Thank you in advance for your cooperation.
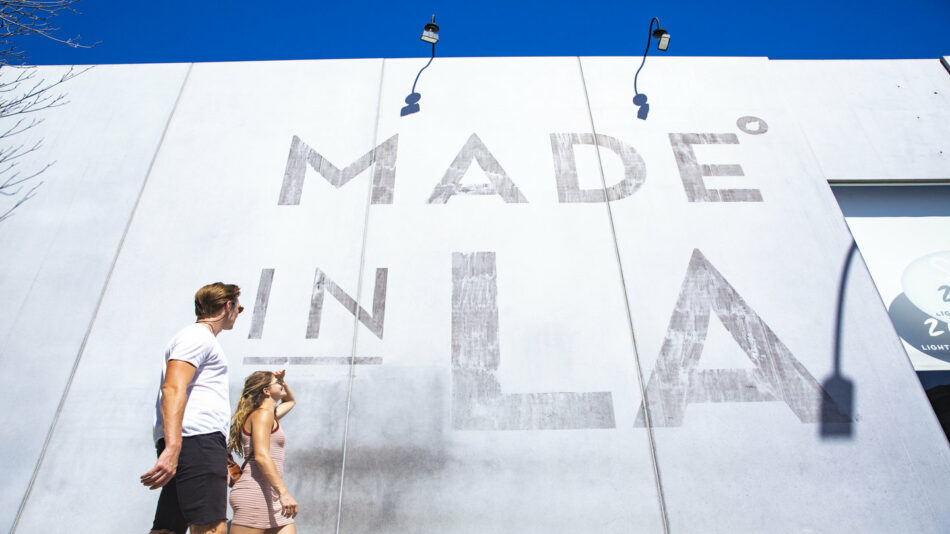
[821,240,858,438]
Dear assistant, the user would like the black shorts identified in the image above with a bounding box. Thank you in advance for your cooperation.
[152,432,228,533]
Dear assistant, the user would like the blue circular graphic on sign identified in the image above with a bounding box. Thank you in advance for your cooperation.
[888,293,950,361]
[901,250,950,322]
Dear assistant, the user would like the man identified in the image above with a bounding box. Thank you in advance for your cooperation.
[141,282,243,534]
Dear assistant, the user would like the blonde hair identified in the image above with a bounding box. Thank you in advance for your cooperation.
[228,371,274,456]
[194,282,241,319]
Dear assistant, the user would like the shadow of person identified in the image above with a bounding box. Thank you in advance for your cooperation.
[400,93,422,116]
[632,93,649,120]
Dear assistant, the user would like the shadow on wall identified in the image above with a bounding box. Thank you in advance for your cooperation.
[632,93,649,120]
[821,240,859,439]
[401,44,435,117]
[632,54,649,120]
[400,92,422,117]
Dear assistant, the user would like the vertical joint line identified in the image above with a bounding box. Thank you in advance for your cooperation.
[334,58,387,534]
[576,56,670,534]
[10,62,196,533]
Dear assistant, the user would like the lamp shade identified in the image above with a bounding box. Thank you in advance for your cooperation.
[421,18,440,44]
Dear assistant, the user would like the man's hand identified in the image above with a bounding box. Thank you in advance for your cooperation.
[143,359,195,490]
[140,445,180,490]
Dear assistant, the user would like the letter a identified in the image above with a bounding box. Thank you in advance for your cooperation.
[635,249,849,427]
[427,134,528,204]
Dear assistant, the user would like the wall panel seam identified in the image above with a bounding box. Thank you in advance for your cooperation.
[333,57,387,534]
[576,56,670,534]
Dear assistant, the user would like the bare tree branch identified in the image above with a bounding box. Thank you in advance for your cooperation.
[0,180,39,221]
[0,116,41,138]
[0,138,43,164]
[0,1,94,222]
[0,67,78,220]
[0,1,97,66]
[0,64,87,117]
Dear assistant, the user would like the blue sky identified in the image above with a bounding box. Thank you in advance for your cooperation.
[16,0,950,65]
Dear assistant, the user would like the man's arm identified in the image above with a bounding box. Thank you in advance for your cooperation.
[140,360,196,490]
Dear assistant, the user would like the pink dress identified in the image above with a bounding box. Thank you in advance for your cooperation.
[229,420,294,529]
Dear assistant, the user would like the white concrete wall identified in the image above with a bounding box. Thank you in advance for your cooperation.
[1,56,948,533]
[0,63,190,533]
[772,59,950,183]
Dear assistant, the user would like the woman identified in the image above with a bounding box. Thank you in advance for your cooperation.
[228,370,299,534]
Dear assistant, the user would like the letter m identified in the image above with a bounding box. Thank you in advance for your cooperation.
[278,134,398,205]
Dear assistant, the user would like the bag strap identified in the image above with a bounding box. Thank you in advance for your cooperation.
[226,446,251,470]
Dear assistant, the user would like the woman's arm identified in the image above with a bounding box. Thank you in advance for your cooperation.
[275,373,296,420]
[249,408,298,518]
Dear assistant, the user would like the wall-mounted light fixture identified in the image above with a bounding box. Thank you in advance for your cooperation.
[403,15,440,116]
[632,17,670,120]
[652,24,670,52]
[421,15,440,44]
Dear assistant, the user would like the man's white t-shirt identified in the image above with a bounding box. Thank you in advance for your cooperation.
[153,323,230,443]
